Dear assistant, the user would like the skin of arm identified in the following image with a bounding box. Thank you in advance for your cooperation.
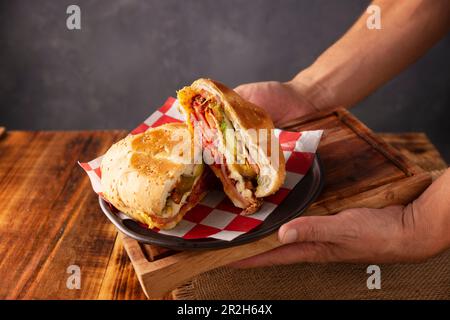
[233,0,450,266]
[294,0,450,111]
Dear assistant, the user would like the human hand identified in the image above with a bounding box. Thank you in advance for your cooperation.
[235,81,320,128]
[232,204,445,267]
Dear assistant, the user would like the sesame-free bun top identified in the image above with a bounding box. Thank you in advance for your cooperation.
[101,123,199,228]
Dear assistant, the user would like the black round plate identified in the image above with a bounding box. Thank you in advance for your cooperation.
[99,154,324,250]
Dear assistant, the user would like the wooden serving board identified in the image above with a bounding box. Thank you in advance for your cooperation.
[121,108,431,299]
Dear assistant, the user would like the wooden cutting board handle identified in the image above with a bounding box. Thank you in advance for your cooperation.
[122,232,281,299]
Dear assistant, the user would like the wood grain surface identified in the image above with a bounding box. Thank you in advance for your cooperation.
[0,127,446,299]
[0,130,138,299]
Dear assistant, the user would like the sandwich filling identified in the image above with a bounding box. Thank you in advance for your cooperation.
[140,164,207,227]
[183,90,262,213]
[162,163,203,216]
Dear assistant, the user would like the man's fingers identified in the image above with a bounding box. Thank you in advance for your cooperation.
[278,215,351,244]
[230,242,334,268]
[231,213,364,268]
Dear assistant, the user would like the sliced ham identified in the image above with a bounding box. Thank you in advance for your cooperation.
[190,94,261,213]
[210,164,252,208]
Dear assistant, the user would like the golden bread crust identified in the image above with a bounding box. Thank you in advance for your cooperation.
[101,123,198,229]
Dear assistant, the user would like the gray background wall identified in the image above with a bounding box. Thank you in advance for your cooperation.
[0,0,449,161]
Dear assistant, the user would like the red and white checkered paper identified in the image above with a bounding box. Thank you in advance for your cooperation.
[79,97,322,241]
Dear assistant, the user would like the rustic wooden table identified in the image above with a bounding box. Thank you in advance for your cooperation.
[0,128,446,299]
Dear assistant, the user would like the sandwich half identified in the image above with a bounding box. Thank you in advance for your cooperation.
[177,78,285,214]
[101,123,209,229]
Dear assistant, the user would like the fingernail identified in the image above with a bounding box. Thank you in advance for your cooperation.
[281,229,298,244]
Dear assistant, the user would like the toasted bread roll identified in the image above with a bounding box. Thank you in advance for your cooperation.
[101,123,207,229]
[178,79,285,214]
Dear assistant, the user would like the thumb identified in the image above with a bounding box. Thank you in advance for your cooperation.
[278,215,346,244]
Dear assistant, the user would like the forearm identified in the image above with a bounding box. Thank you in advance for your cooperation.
[291,0,450,111]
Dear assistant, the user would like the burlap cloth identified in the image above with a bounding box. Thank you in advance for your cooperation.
[174,249,449,299]
[172,134,449,300]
